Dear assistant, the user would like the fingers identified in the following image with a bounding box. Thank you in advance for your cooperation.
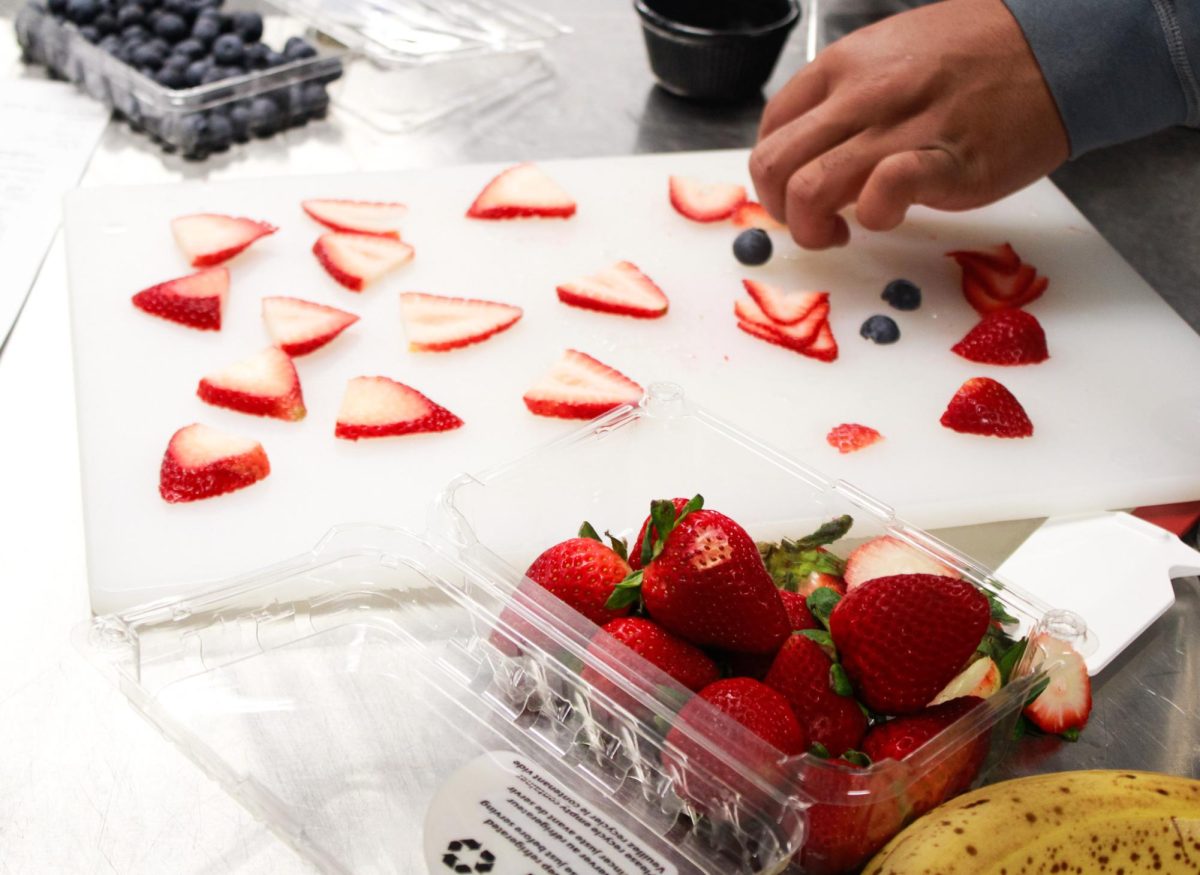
[781,135,885,249]
[856,149,962,231]
[758,64,829,140]
[750,108,861,222]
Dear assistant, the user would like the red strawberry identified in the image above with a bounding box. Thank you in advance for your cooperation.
[735,295,828,349]
[399,292,523,352]
[843,535,961,590]
[171,214,276,267]
[765,634,869,756]
[668,677,808,758]
[335,376,462,440]
[628,497,690,571]
[1023,633,1092,734]
[301,199,406,238]
[582,616,719,703]
[132,267,229,331]
[861,696,990,814]
[800,760,906,875]
[804,319,839,362]
[952,309,1049,365]
[931,655,1002,704]
[522,349,643,420]
[940,376,1033,438]
[313,232,414,291]
[159,423,269,503]
[556,261,669,319]
[524,537,633,628]
[731,201,784,230]
[197,347,306,421]
[466,163,576,219]
[947,243,1048,314]
[743,280,826,325]
[721,591,818,680]
[830,573,991,714]
[826,423,882,454]
[779,589,820,630]
[669,176,747,222]
[261,296,358,357]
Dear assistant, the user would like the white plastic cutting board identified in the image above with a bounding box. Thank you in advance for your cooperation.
[63,149,1200,612]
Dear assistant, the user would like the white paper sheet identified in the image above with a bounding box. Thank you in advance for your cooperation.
[0,78,109,349]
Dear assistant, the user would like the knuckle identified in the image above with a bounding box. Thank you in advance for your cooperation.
[786,171,821,208]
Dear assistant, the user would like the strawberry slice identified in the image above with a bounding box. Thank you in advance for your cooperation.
[262,297,358,357]
[313,232,414,292]
[335,376,463,440]
[197,347,306,421]
[1023,633,1092,735]
[735,296,829,349]
[523,349,643,420]
[132,267,229,331]
[940,377,1033,438]
[731,201,784,230]
[466,163,576,219]
[826,423,882,454]
[399,292,523,352]
[947,243,1048,314]
[803,318,839,363]
[668,175,747,222]
[952,309,1049,365]
[556,261,669,319]
[159,423,270,503]
[844,535,961,590]
[171,214,276,267]
[744,280,826,325]
[301,199,407,238]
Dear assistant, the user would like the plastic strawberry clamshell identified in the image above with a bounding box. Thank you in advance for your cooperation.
[83,384,1093,875]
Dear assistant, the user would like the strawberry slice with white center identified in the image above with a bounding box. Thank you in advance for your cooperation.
[262,296,359,357]
[313,232,414,292]
[947,243,1048,314]
[523,349,643,420]
[301,199,407,238]
[466,163,576,220]
[556,261,669,319]
[802,318,839,362]
[171,214,276,267]
[335,376,463,440]
[669,175,747,222]
[1023,633,1092,735]
[843,535,962,589]
[743,280,826,325]
[197,347,306,421]
[731,201,784,230]
[132,267,229,331]
[399,292,523,352]
[735,296,829,349]
[159,423,270,503]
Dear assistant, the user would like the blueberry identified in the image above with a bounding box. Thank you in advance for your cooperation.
[66,0,98,23]
[138,0,160,10]
[231,11,262,41]
[47,0,68,16]
[215,12,233,31]
[120,22,148,40]
[98,33,121,52]
[115,4,142,27]
[184,57,211,85]
[301,82,329,117]
[243,41,268,68]
[212,32,243,64]
[153,11,187,40]
[247,95,281,136]
[881,278,922,311]
[178,112,206,146]
[79,24,101,41]
[205,111,232,149]
[94,11,116,32]
[733,229,773,266]
[283,36,316,59]
[144,35,168,53]
[155,63,187,87]
[173,36,204,56]
[131,41,164,67]
[190,14,219,43]
[228,103,250,141]
[161,0,190,17]
[860,314,900,344]
[200,65,230,83]
[263,49,286,67]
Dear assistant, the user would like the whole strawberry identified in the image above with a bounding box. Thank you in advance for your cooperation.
[525,536,632,627]
[627,497,690,571]
[582,617,719,707]
[829,573,990,714]
[764,634,868,756]
[800,759,905,875]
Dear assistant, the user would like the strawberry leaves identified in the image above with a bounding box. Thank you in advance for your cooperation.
[807,587,842,628]
[579,520,629,560]
[758,515,852,590]
[606,495,704,611]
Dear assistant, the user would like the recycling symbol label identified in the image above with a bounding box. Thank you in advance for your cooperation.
[442,838,496,873]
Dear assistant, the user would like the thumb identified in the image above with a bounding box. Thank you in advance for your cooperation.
[855,148,963,231]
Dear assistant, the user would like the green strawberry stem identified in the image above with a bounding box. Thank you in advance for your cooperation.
[604,530,628,562]
[579,521,602,542]
[799,628,838,661]
[829,663,854,697]
[997,637,1028,685]
[841,749,872,768]
[605,570,643,611]
[619,494,705,606]
[807,588,841,629]
[793,514,854,550]
[809,741,832,758]
[757,515,852,591]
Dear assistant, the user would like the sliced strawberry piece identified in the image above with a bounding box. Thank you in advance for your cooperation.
[802,319,839,362]
[826,423,882,454]
[301,199,406,238]
[132,267,229,331]
[556,261,669,319]
[523,349,643,420]
[313,232,414,292]
[668,175,747,222]
[159,423,269,503]
[735,296,829,349]
[731,201,784,230]
[399,292,523,352]
[931,656,1002,704]
[743,280,826,325]
[948,242,1021,274]
[261,296,358,357]
[952,309,1049,365]
[171,214,276,267]
[940,377,1033,438]
[335,376,463,440]
[466,163,576,219]
[1023,633,1092,734]
[844,535,961,590]
[948,243,1048,313]
[197,347,306,421]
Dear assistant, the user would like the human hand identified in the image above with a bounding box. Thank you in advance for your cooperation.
[749,0,1069,249]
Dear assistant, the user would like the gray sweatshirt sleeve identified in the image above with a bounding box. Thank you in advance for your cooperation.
[1004,0,1200,156]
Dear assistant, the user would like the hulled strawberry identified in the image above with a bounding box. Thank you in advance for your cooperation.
[197,347,306,421]
[261,296,358,356]
[159,423,269,503]
[132,267,229,331]
[843,535,961,590]
[826,423,883,454]
[522,349,643,420]
[171,214,276,267]
[467,163,576,219]
[556,261,669,319]
[313,232,414,291]
[335,376,463,440]
[1023,633,1092,736]
[830,573,991,714]
[399,292,523,352]
[952,309,1049,365]
[301,199,406,238]
[582,616,719,706]
[668,176,747,222]
[764,633,868,756]
[947,243,1048,314]
[940,376,1033,438]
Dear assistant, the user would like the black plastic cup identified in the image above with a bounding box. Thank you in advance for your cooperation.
[635,0,800,102]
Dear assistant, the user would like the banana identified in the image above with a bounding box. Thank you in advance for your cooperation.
[862,769,1200,875]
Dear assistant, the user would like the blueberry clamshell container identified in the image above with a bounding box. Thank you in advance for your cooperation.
[83,384,1091,874]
